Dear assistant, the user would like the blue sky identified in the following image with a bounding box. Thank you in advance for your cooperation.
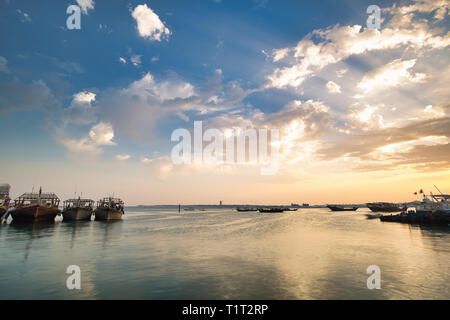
[0,0,449,204]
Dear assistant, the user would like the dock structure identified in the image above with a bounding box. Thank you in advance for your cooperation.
[380,210,450,225]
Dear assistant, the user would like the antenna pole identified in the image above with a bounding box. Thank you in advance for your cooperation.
[434,185,444,195]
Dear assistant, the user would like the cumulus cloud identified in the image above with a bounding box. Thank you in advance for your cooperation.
[76,0,95,15]
[60,122,115,156]
[89,122,115,146]
[119,57,127,64]
[131,4,171,41]
[96,72,197,140]
[357,59,429,94]
[385,0,449,21]
[267,3,449,89]
[62,91,97,125]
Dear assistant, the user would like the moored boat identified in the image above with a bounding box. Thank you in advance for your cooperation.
[236,207,258,212]
[0,184,11,217]
[11,188,60,222]
[258,207,285,213]
[367,202,406,213]
[380,189,450,225]
[62,197,94,221]
[94,197,124,221]
[327,205,358,212]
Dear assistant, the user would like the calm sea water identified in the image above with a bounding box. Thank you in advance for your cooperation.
[0,207,449,299]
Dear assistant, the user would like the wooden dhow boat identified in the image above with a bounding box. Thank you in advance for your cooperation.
[327,205,358,212]
[236,207,258,212]
[0,184,11,217]
[94,197,124,221]
[367,202,406,213]
[258,207,285,213]
[11,188,60,222]
[62,197,94,221]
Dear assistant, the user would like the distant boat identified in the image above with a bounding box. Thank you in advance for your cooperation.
[258,207,285,213]
[94,197,124,221]
[62,197,94,221]
[236,207,258,212]
[327,205,358,212]
[367,202,406,213]
[11,188,60,222]
[0,184,11,217]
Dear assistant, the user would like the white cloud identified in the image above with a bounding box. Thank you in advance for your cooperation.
[119,57,127,64]
[96,72,197,140]
[0,56,9,73]
[116,154,131,161]
[378,135,450,154]
[60,122,115,156]
[386,0,449,21]
[357,59,429,94]
[62,91,97,125]
[131,4,171,41]
[326,81,341,93]
[349,105,385,130]
[273,48,290,62]
[89,122,115,146]
[267,14,449,89]
[74,91,96,103]
[130,54,142,67]
[76,0,95,15]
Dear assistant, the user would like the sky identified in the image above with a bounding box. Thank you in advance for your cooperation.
[0,0,449,205]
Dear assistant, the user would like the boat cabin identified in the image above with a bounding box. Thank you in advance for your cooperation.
[14,192,60,208]
[63,198,94,210]
[0,183,10,207]
[97,197,124,211]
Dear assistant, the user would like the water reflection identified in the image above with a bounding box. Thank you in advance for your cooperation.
[7,222,57,261]
[0,208,449,299]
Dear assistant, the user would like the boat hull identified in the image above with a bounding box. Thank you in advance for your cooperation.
[380,213,450,225]
[367,204,405,213]
[258,208,284,213]
[62,207,92,221]
[327,205,358,211]
[94,208,123,221]
[11,205,60,222]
